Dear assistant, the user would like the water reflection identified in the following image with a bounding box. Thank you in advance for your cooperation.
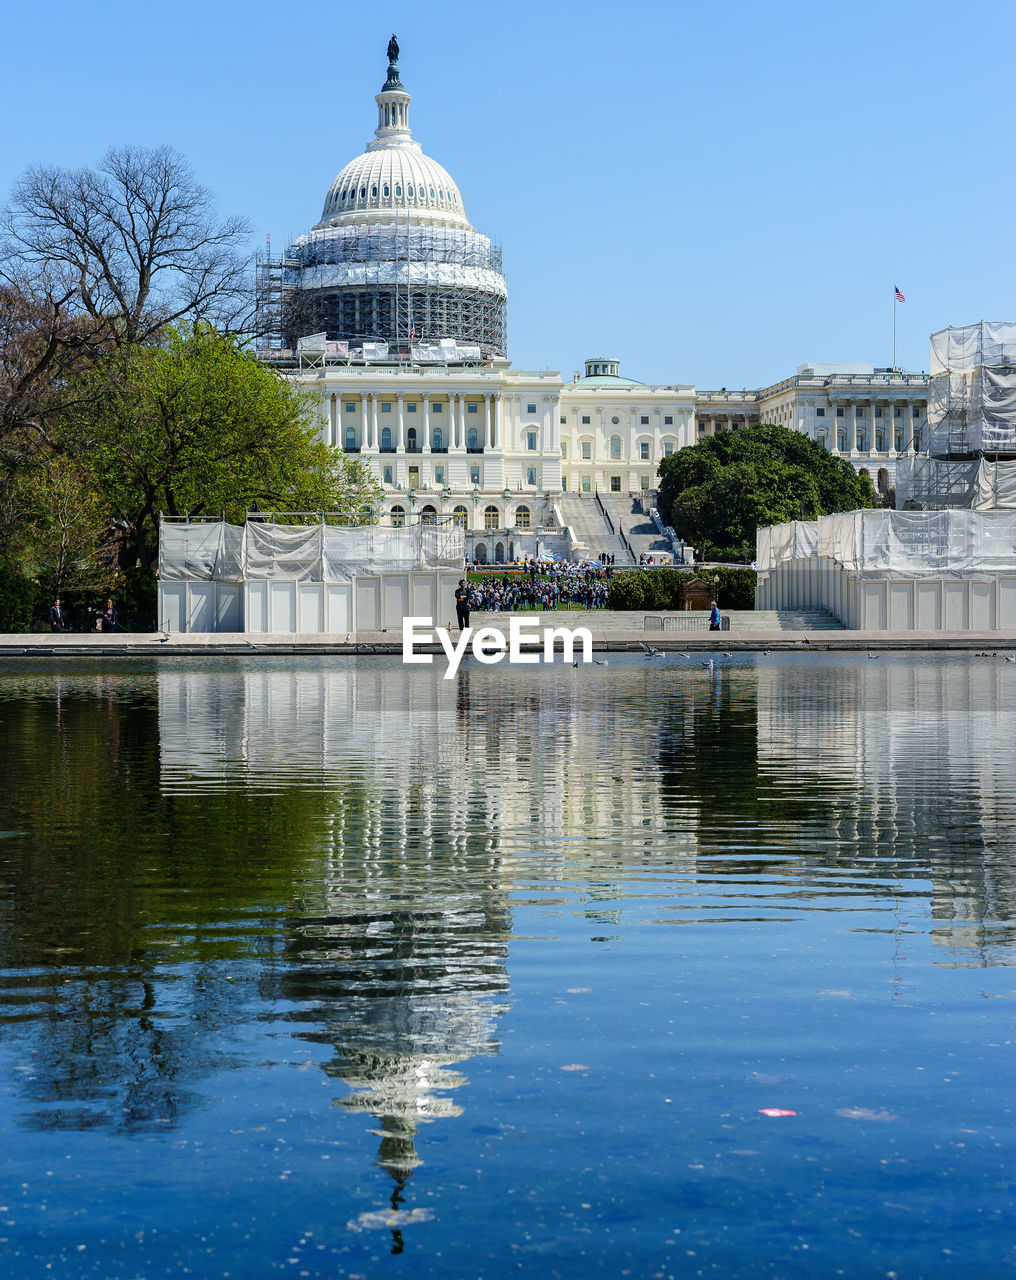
[0,652,1014,1156]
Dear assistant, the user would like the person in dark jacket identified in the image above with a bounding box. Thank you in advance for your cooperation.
[454,579,471,631]
[49,598,63,632]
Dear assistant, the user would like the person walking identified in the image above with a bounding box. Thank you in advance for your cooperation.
[49,598,63,632]
[454,579,472,631]
[709,601,721,632]
[101,599,115,633]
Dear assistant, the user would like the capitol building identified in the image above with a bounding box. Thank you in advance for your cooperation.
[258,37,929,562]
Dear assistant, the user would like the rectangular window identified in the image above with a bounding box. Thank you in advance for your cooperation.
[527,467,538,486]
[561,442,568,458]
[875,434,884,452]
[836,407,844,417]
[383,466,393,484]
[435,465,445,485]
[433,402,442,412]
[895,432,903,451]
[610,475,622,492]
[895,407,902,417]
[664,443,674,456]
[581,415,591,425]
[581,441,591,459]
[527,431,537,450]
[856,432,865,450]
[381,402,391,413]
[855,405,863,416]
[640,415,649,425]
[664,415,673,425]
[837,432,847,450]
[560,416,566,425]
[816,407,825,417]
[345,403,355,413]
[527,402,537,414]
[470,465,480,485]
[407,402,417,413]
[467,403,478,413]
[581,475,591,492]
[640,442,650,460]
[640,475,650,489]
[875,407,882,418]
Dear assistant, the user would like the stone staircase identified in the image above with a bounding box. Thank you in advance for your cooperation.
[722,608,845,631]
[596,493,672,561]
[556,493,633,563]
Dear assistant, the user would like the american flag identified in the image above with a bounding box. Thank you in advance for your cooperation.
[894,286,905,303]
[410,324,416,343]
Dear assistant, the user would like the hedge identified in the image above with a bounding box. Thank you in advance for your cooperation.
[606,567,757,612]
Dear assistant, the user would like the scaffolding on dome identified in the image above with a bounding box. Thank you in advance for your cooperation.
[255,222,507,364]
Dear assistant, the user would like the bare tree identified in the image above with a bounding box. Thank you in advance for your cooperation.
[1,145,254,349]
[0,145,255,486]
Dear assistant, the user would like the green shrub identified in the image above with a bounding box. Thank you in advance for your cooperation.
[0,569,40,633]
[711,567,757,610]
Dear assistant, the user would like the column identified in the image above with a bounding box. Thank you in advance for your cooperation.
[359,394,368,451]
[494,395,503,455]
[904,402,915,452]
[328,394,337,447]
[397,393,405,451]
[422,393,431,454]
[369,393,379,453]
[483,394,491,450]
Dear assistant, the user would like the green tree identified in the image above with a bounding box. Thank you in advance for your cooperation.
[657,424,874,560]
[70,325,381,568]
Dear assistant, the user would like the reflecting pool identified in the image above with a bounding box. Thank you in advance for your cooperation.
[1,652,1016,1277]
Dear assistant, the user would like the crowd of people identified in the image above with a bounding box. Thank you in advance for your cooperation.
[467,560,613,612]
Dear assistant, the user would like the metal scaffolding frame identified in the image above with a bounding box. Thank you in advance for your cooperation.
[256,221,507,362]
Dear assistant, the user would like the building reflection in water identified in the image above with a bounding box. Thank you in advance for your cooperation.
[751,656,1016,964]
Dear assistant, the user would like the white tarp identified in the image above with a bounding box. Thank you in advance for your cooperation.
[755,520,818,573]
[159,521,464,584]
[897,456,1016,509]
[159,521,244,583]
[930,322,1016,375]
[927,322,1016,456]
[764,510,1016,574]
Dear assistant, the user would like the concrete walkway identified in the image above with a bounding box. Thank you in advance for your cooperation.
[2,627,1015,656]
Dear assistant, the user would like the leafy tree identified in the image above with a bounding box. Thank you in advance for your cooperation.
[70,325,381,568]
[657,424,875,560]
[10,455,119,597]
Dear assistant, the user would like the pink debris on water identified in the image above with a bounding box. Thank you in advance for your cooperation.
[759,1108,797,1117]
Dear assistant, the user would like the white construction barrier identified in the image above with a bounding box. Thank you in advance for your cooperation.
[158,520,464,635]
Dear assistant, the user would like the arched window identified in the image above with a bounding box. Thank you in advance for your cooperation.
[495,541,505,563]
[421,504,437,525]
[475,542,488,564]
[432,427,443,450]
[484,504,500,531]
[390,505,406,528]
[380,426,392,450]
[407,427,417,452]
[395,184,402,197]
[383,185,390,197]
[467,427,479,451]
[345,426,356,451]
[515,505,531,529]
[407,185,414,197]
[610,434,622,460]
[359,187,366,198]
[452,505,469,529]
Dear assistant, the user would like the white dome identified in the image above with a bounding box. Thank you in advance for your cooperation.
[317,145,470,230]
[315,60,471,232]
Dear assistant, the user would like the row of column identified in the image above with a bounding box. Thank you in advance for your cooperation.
[328,392,502,453]
[821,400,921,453]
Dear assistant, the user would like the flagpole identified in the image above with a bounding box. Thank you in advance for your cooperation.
[893,284,897,371]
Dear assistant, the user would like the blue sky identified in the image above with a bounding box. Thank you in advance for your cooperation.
[4,0,1011,387]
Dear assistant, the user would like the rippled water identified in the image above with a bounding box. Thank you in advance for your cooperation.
[1,653,1016,1277]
